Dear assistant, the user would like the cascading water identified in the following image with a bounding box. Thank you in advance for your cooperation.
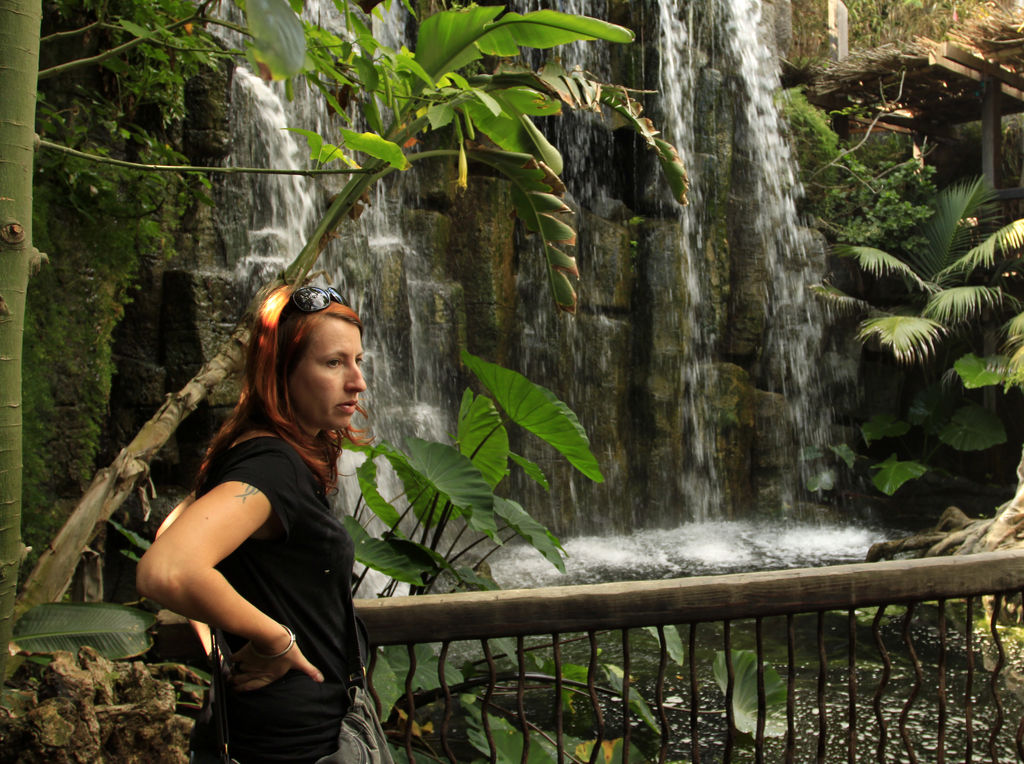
[212,0,877,575]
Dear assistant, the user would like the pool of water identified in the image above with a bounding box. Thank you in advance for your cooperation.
[489,520,900,588]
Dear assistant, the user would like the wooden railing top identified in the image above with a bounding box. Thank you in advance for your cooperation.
[355,549,1024,645]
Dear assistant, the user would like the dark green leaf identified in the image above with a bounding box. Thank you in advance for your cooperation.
[13,603,154,660]
[861,413,910,446]
[343,517,440,584]
[953,353,1005,389]
[713,650,787,736]
[462,350,603,481]
[405,437,495,513]
[870,454,929,495]
[510,451,548,489]
[938,403,1007,451]
[493,498,565,573]
[830,443,857,469]
[456,390,510,488]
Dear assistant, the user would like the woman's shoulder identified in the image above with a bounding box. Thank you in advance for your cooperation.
[208,435,305,482]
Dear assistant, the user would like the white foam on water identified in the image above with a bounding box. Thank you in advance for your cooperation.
[490,520,893,589]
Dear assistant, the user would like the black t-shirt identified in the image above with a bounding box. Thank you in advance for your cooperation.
[198,436,354,762]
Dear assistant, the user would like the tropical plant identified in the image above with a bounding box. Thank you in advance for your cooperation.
[348,349,602,596]
[813,176,1024,494]
[817,176,1024,364]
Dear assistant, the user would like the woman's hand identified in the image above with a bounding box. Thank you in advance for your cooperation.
[229,639,325,692]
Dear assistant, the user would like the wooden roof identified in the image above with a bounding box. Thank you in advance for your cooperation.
[805,9,1024,136]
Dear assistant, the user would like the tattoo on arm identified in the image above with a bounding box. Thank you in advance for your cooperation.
[235,484,260,503]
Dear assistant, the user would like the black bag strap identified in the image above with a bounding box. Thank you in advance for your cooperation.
[210,629,232,763]
[344,604,370,691]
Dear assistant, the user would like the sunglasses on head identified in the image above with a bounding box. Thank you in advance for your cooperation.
[290,285,347,313]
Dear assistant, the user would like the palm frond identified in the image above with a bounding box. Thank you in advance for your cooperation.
[1003,310,1024,355]
[922,285,1008,324]
[809,283,872,315]
[916,177,997,278]
[833,244,934,292]
[938,216,1024,280]
[856,315,945,364]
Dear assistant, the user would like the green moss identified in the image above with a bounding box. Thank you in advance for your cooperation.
[22,156,183,575]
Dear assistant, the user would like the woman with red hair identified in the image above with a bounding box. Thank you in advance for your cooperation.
[137,284,371,762]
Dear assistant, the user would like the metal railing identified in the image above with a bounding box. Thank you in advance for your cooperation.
[355,550,1024,763]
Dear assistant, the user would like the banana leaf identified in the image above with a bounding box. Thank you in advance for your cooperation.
[13,602,155,660]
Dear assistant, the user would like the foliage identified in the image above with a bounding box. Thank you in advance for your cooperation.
[810,177,1024,495]
[21,0,221,574]
[349,350,602,595]
[712,650,787,737]
[811,152,937,255]
[819,177,1024,364]
[12,603,154,660]
[370,627,691,762]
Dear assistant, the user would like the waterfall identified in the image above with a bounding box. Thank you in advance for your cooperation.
[213,0,840,537]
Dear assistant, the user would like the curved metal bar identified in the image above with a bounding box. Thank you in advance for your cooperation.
[937,599,947,764]
[785,614,796,764]
[967,596,976,763]
[755,616,766,763]
[872,605,891,764]
[724,620,735,763]
[689,622,700,763]
[817,611,827,763]
[847,609,857,764]
[655,625,670,764]
[621,629,632,761]
[987,594,1006,763]
[482,639,498,764]
[587,630,604,764]
[438,640,456,763]
[898,603,921,764]
[517,635,530,764]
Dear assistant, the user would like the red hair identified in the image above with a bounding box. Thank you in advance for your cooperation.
[197,285,367,494]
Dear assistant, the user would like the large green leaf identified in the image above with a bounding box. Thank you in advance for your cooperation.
[713,650,787,737]
[416,7,632,84]
[414,5,505,82]
[954,353,1005,389]
[456,390,510,489]
[339,128,410,170]
[860,413,910,446]
[462,91,564,174]
[870,454,929,495]
[245,0,306,79]
[13,603,154,660]
[603,663,660,733]
[938,403,1007,451]
[462,350,603,481]
[405,437,495,514]
[343,517,441,585]
[493,497,565,573]
[906,384,957,435]
[354,449,401,527]
[404,437,500,541]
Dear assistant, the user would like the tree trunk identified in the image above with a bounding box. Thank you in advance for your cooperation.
[0,0,42,681]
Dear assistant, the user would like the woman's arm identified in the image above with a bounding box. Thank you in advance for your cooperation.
[137,481,323,688]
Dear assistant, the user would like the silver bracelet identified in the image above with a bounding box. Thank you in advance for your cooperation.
[251,625,296,659]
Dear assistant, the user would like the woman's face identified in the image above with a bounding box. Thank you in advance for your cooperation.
[287,316,366,435]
